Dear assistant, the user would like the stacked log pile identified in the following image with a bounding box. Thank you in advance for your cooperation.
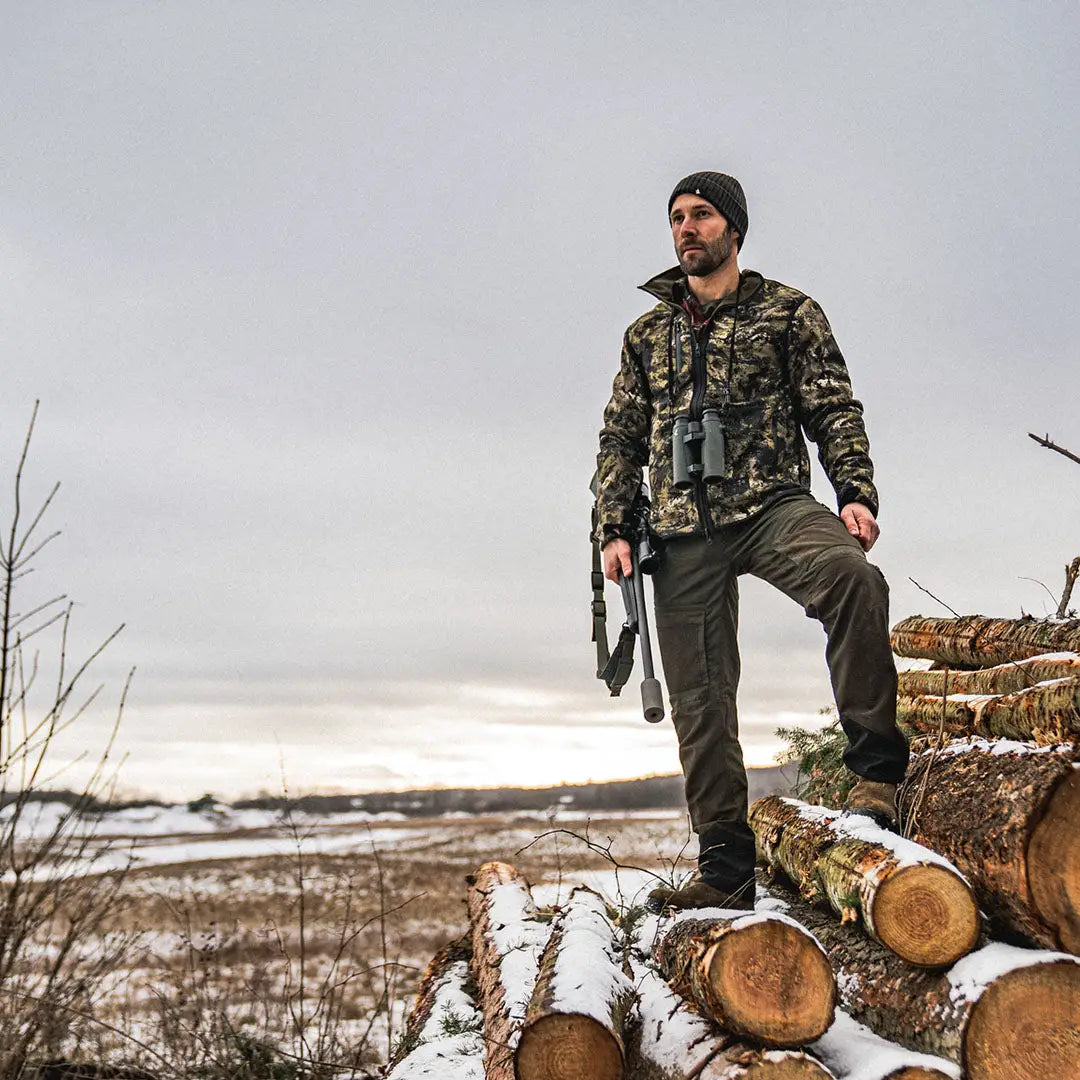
[389,613,1080,1080]
[762,875,1079,1078]
[396,861,848,1079]
[890,617,1080,745]
[890,616,1080,668]
[888,614,1080,955]
[899,738,1080,952]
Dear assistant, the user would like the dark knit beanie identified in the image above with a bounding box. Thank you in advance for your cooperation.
[668,172,748,248]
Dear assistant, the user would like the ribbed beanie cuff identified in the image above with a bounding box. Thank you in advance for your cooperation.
[668,172,748,247]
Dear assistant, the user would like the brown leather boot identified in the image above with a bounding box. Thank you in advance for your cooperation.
[844,779,899,832]
[646,874,755,914]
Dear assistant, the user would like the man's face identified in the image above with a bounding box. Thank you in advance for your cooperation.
[670,194,736,277]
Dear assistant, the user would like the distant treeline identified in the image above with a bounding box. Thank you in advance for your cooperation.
[11,766,794,818]
[232,766,794,817]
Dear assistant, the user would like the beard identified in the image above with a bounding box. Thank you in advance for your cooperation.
[677,225,735,277]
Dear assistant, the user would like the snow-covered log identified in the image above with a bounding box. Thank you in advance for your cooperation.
[653,909,836,1047]
[764,878,1080,1079]
[629,952,835,1079]
[809,1010,958,1080]
[385,937,485,1080]
[890,615,1080,667]
[897,652,1080,696]
[465,861,551,1080]
[897,677,1080,743]
[516,886,635,1080]
[749,796,978,968]
[901,738,1080,953]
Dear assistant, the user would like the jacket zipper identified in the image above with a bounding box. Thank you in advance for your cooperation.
[688,318,714,540]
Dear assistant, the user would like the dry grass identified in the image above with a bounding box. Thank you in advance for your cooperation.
[21,809,692,1076]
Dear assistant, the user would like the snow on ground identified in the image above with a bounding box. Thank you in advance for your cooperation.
[1,798,409,840]
[80,826,436,874]
[6,799,692,879]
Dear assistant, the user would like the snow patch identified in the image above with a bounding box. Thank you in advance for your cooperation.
[668,907,830,960]
[781,798,958,872]
[546,889,634,1027]
[946,941,1080,1004]
[943,676,1075,704]
[629,956,717,1074]
[835,969,864,1000]
[483,879,551,1040]
[930,737,1062,758]
[811,1009,960,1080]
[385,958,484,1079]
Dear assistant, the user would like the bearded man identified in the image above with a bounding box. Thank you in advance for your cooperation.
[594,171,909,911]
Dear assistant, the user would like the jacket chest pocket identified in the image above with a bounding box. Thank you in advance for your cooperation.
[709,400,767,492]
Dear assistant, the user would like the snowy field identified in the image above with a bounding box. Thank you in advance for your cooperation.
[11,799,696,1073]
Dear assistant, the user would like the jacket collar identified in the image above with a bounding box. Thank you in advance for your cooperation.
[639,266,764,313]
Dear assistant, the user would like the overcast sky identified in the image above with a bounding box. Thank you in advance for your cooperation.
[1,2,1077,801]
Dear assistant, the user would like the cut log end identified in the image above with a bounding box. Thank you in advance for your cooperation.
[1028,768,1080,954]
[702,1052,834,1079]
[704,919,836,1046]
[874,863,981,968]
[515,1012,623,1080]
[964,960,1080,1080]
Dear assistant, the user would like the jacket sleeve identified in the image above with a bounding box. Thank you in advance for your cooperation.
[594,329,652,544]
[786,297,880,517]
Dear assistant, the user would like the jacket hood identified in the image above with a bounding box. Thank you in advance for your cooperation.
[639,267,765,311]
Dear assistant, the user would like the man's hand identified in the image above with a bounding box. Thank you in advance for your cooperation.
[602,538,633,582]
[840,502,880,552]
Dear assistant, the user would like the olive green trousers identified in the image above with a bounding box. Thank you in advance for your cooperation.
[653,494,908,838]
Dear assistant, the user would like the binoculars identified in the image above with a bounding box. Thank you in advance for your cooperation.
[672,410,726,488]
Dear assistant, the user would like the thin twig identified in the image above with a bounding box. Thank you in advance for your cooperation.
[1028,431,1080,466]
[516,826,673,888]
[1018,576,1060,610]
[906,577,1046,690]
[0,984,180,1077]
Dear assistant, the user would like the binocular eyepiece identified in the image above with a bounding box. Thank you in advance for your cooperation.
[672,410,726,489]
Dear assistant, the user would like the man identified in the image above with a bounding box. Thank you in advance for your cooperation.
[595,171,909,911]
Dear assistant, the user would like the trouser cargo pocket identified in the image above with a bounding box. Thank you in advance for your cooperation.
[655,605,707,703]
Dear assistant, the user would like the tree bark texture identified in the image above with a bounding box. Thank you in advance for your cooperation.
[890,615,1080,667]
[516,887,635,1080]
[465,861,551,1080]
[653,912,836,1047]
[897,653,1080,697]
[628,956,835,1080]
[764,877,1080,1080]
[896,678,1080,743]
[385,936,485,1080]
[749,796,978,968]
[900,740,1080,953]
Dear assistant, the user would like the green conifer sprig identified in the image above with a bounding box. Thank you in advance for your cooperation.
[775,713,851,808]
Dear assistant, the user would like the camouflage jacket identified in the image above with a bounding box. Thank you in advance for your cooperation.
[595,267,878,542]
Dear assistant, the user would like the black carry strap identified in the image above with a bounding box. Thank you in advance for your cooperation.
[590,504,636,696]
